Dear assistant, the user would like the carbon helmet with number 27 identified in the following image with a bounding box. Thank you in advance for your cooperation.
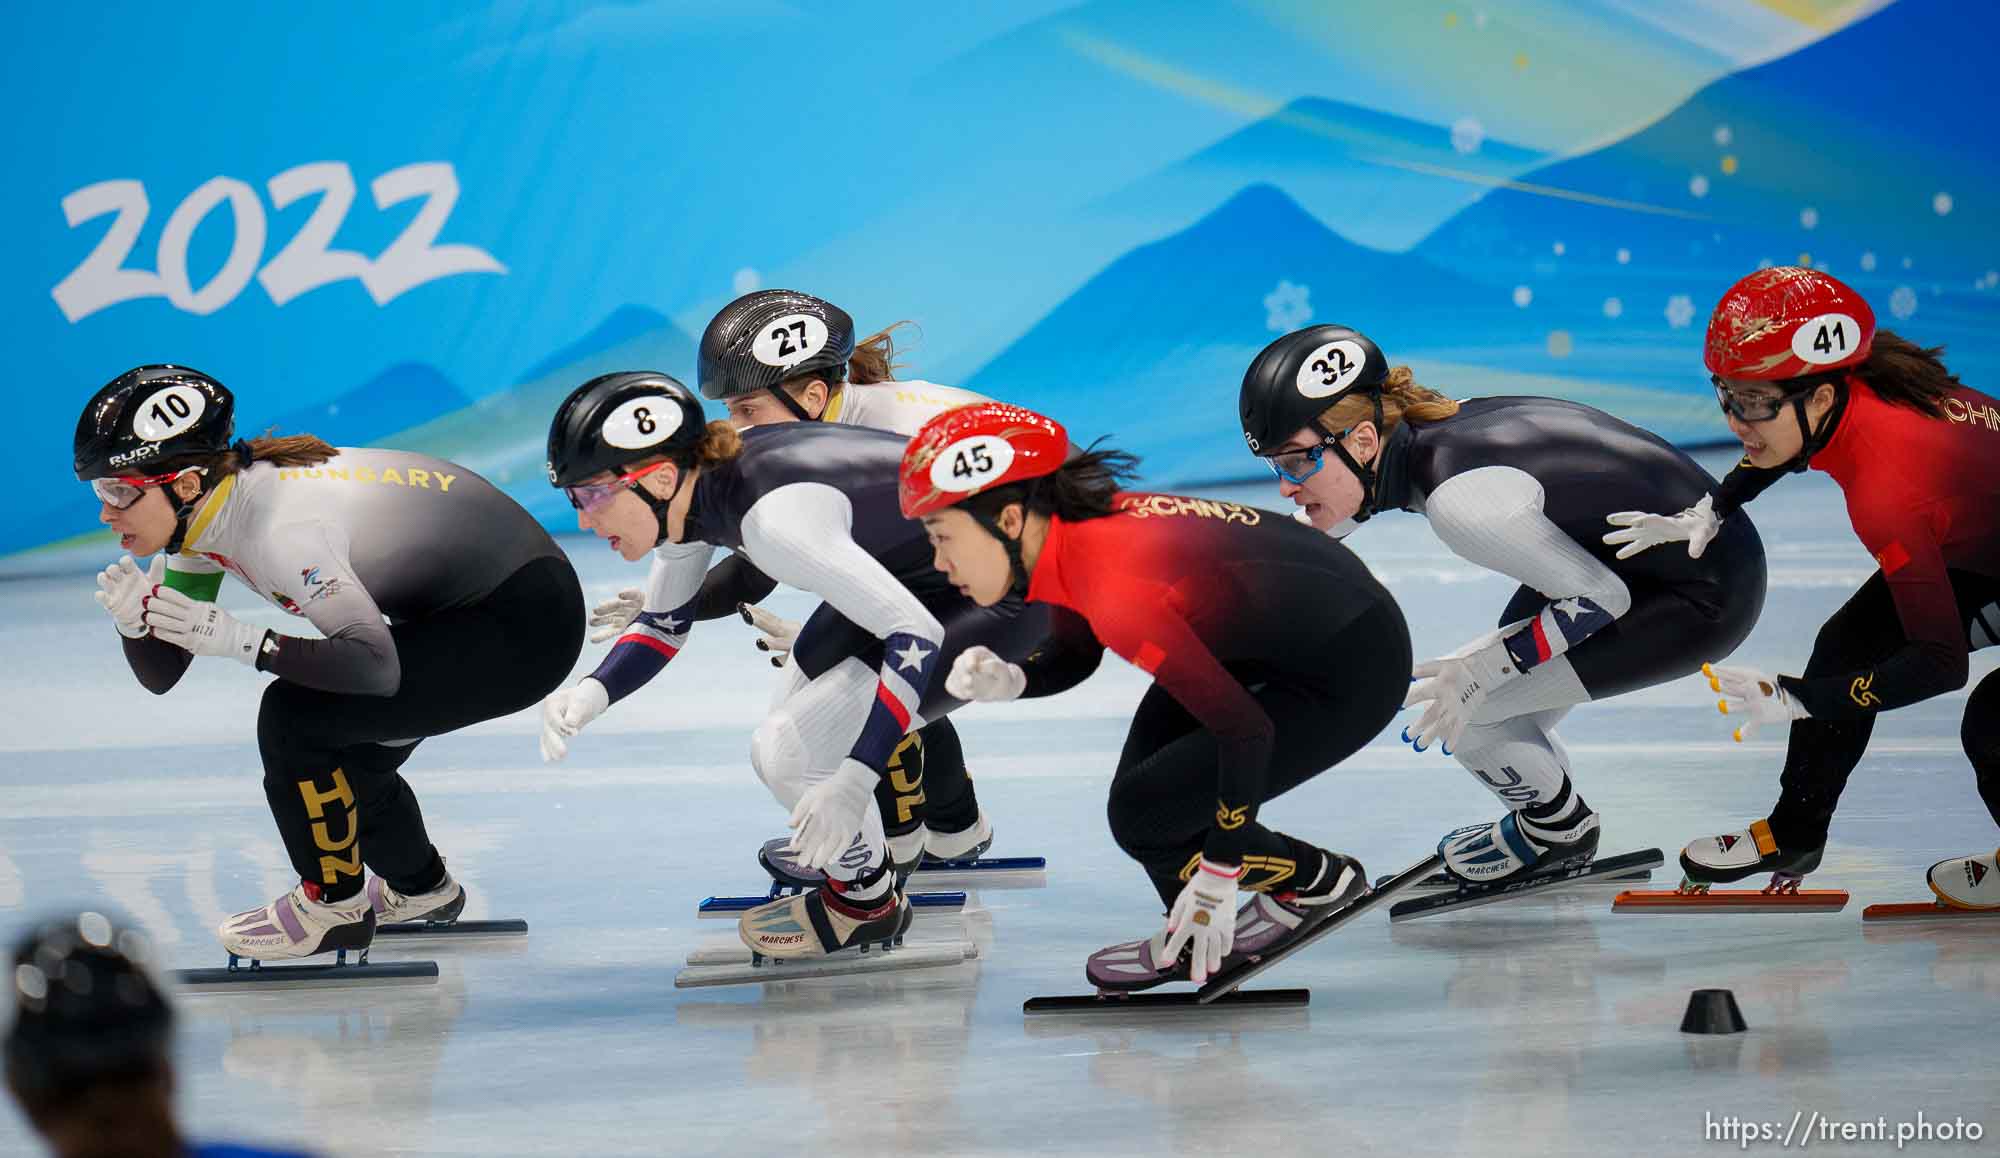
[697,289,856,410]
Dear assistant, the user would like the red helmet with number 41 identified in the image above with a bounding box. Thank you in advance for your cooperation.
[899,403,1069,519]
[1704,266,1876,380]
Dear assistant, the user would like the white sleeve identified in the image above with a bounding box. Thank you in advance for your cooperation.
[1425,466,1633,618]
[643,540,717,615]
[738,482,944,646]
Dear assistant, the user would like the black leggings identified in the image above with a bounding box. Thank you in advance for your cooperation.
[257,555,584,901]
[1766,568,2000,850]
[1105,602,1411,906]
[1497,514,1767,700]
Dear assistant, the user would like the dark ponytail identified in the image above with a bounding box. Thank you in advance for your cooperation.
[1855,329,1959,418]
[962,443,1140,525]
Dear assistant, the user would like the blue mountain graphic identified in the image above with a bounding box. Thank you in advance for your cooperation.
[260,362,471,450]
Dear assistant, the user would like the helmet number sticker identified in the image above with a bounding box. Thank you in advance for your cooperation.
[602,395,682,450]
[752,313,830,369]
[930,434,1016,493]
[1295,339,1368,399]
[132,384,208,442]
[1792,312,1861,366]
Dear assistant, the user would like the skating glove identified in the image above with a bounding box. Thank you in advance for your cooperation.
[587,587,643,644]
[739,602,800,668]
[539,678,610,762]
[1162,858,1241,985]
[1404,639,1518,753]
[786,758,878,871]
[944,646,1026,702]
[95,553,164,638]
[1603,494,1720,560]
[143,586,267,666]
[1704,662,1809,742]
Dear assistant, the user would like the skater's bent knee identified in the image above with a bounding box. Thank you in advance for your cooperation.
[751,711,809,799]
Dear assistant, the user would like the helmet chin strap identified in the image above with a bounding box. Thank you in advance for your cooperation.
[1777,375,1850,474]
[643,463,694,547]
[1313,388,1385,524]
[769,380,822,422]
[971,485,1039,596]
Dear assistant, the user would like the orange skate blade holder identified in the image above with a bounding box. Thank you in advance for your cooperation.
[1862,901,2000,923]
[1614,875,1849,913]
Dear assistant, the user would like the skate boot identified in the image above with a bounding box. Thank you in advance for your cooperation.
[1221,851,1367,966]
[1677,819,1823,894]
[1928,849,2000,910]
[1439,809,1601,886]
[219,881,374,961]
[737,881,914,962]
[367,869,466,925]
[1084,929,1189,993]
[886,823,929,887]
[921,809,994,867]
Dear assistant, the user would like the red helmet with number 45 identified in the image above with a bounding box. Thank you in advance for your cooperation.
[899,403,1069,519]
[1704,266,1876,380]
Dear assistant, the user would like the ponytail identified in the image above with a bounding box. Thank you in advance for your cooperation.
[1854,329,1957,419]
[1318,365,1460,434]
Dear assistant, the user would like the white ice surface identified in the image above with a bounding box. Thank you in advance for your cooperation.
[3,454,1996,1156]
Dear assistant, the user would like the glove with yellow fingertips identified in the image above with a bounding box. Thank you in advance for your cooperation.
[1703,662,1810,742]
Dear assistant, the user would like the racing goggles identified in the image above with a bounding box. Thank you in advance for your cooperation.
[1262,431,1352,486]
[564,459,674,513]
[1712,373,1838,423]
[90,467,205,510]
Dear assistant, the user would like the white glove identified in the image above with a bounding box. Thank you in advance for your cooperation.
[944,645,1026,702]
[786,758,879,871]
[739,603,801,669]
[1704,662,1810,742]
[539,678,611,762]
[587,588,643,644]
[1161,858,1242,985]
[142,586,266,665]
[1603,494,1720,560]
[1404,640,1519,752]
[95,554,164,638]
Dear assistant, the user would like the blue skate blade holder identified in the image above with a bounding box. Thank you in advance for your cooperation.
[697,890,967,916]
[916,855,1046,873]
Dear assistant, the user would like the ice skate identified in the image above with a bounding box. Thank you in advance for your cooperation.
[368,870,465,925]
[1438,809,1601,886]
[703,837,967,918]
[1863,849,2000,922]
[1613,820,1848,913]
[676,882,972,988]
[921,809,993,864]
[886,823,930,883]
[219,881,375,961]
[911,810,1049,886]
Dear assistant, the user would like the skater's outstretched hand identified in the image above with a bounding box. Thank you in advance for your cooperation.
[587,588,643,644]
[1704,662,1808,742]
[787,758,878,870]
[143,586,266,665]
[1603,494,1719,560]
[96,553,164,638]
[739,602,799,668]
[1404,640,1516,753]
[540,678,610,762]
[944,646,1025,702]
[1163,858,1240,985]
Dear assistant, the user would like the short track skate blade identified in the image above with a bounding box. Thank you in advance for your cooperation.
[685,935,968,967]
[172,958,439,989]
[1195,854,1443,1003]
[376,918,529,937]
[1388,849,1665,922]
[1612,888,1849,913]
[911,856,1049,890]
[916,855,1047,873]
[673,941,974,988]
[1024,988,1309,1014]
[697,890,966,917]
[1861,901,2000,923]
[1377,867,1653,894]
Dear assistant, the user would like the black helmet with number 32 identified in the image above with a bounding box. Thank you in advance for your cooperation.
[1239,325,1393,522]
[697,289,856,418]
[73,365,235,481]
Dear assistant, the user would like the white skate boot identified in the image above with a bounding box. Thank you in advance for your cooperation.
[219,881,374,961]
[367,870,466,925]
[1928,849,2000,910]
[922,809,994,865]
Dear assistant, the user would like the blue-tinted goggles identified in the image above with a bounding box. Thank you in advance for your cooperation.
[1261,431,1351,486]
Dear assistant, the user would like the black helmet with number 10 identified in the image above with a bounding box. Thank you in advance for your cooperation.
[697,289,856,419]
[73,365,235,481]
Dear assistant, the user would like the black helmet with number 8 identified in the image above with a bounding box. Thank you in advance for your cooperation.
[1237,325,1389,455]
[545,371,706,487]
[73,365,235,481]
[697,289,856,410]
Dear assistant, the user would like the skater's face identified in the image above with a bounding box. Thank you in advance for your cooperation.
[921,507,1015,606]
[1716,377,1837,468]
[570,461,679,560]
[723,380,829,428]
[1268,421,1376,532]
[96,470,201,555]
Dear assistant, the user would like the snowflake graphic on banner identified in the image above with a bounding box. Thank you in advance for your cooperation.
[1665,294,1696,329]
[1263,280,1312,332]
